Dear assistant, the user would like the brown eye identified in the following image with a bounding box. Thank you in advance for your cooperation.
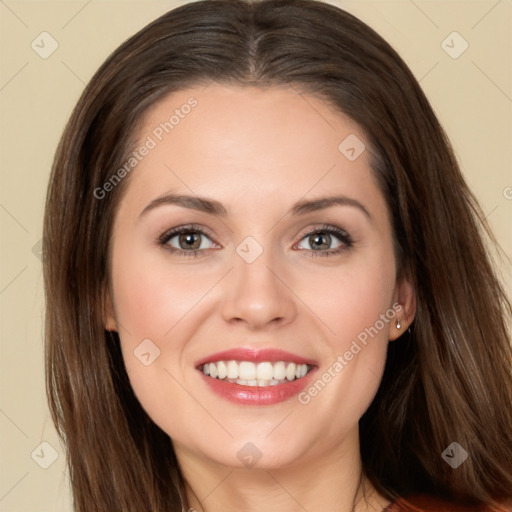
[159,224,217,256]
[176,232,202,250]
[296,226,352,255]
[308,233,332,251]
[165,230,214,251]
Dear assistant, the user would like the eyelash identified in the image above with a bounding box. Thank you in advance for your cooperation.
[157,223,354,258]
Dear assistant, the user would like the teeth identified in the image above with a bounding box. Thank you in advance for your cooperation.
[256,362,273,380]
[273,361,286,380]
[227,360,238,379]
[286,363,296,381]
[239,361,256,381]
[217,360,227,379]
[201,360,310,386]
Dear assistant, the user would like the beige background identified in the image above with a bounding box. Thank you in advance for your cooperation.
[0,1,510,510]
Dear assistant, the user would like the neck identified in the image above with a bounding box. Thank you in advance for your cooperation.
[174,428,391,512]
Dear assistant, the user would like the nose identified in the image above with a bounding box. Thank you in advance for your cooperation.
[220,249,298,331]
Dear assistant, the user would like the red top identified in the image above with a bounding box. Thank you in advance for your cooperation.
[383,495,512,512]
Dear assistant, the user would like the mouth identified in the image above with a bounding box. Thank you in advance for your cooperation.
[200,360,312,387]
[195,348,318,405]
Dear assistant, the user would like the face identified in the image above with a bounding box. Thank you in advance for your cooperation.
[105,83,414,470]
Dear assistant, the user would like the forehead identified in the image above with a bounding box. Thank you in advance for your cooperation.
[120,83,386,221]
[135,83,365,166]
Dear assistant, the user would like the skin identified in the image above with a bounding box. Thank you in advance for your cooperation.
[105,83,416,512]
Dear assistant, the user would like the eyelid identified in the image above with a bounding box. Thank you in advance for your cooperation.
[158,223,219,246]
[295,223,351,241]
[293,224,353,251]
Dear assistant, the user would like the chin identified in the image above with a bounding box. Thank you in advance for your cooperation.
[193,432,309,470]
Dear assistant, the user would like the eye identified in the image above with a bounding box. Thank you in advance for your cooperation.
[158,223,354,258]
[158,224,218,257]
[295,225,353,256]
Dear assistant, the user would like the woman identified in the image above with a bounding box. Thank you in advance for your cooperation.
[42,1,512,511]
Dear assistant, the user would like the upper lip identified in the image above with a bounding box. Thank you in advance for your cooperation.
[195,347,318,368]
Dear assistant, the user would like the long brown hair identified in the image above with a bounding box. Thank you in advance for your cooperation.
[43,1,512,510]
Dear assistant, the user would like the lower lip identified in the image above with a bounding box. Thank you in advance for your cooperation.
[199,369,316,405]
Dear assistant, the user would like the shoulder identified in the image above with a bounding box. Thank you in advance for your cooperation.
[384,494,512,512]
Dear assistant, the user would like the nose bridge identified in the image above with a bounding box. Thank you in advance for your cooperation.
[220,239,297,329]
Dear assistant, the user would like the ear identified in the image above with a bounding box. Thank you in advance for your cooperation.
[389,273,416,341]
[103,286,118,332]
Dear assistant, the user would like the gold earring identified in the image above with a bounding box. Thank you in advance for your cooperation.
[396,319,402,330]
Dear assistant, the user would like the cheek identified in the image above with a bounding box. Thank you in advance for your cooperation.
[109,247,197,435]
[293,253,396,422]
[109,237,229,436]
[110,238,208,341]
[303,254,396,349]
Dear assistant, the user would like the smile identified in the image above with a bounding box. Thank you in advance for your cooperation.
[201,360,311,387]
[195,348,318,405]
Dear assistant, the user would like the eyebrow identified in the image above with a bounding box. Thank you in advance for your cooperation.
[139,193,372,222]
